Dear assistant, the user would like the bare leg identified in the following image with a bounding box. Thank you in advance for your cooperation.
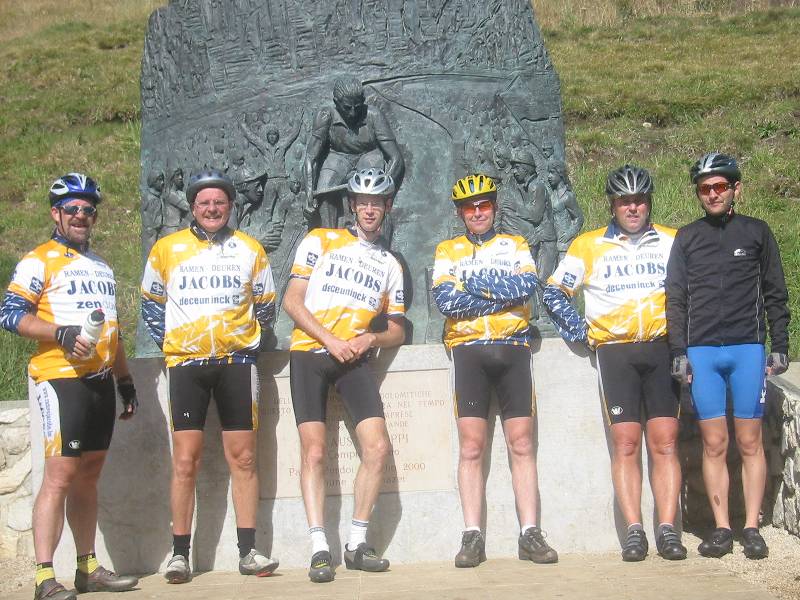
[644,417,681,526]
[170,431,204,535]
[503,416,539,527]
[352,417,390,522]
[298,422,327,527]
[609,421,644,526]
[65,451,107,556]
[457,417,488,527]
[33,456,80,563]
[222,430,258,528]
[697,417,731,529]
[734,418,766,529]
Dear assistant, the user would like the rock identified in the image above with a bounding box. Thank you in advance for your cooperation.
[773,485,785,527]
[16,530,34,559]
[0,534,17,560]
[0,428,29,456]
[0,451,31,495]
[7,496,31,532]
[0,409,26,425]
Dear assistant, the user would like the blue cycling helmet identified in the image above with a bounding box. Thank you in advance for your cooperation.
[49,173,102,207]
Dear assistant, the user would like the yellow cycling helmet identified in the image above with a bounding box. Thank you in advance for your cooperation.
[451,173,497,204]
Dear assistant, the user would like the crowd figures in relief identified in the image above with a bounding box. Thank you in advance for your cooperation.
[140,76,584,304]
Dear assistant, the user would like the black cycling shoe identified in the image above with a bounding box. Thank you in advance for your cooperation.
[655,525,687,561]
[308,550,334,583]
[741,528,769,559]
[698,527,733,558]
[343,543,390,572]
[454,530,486,568]
[621,528,648,562]
[518,527,558,564]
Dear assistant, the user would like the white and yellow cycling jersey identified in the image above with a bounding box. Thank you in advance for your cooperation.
[432,232,537,349]
[4,236,119,382]
[141,227,275,367]
[289,228,404,352]
[547,223,676,347]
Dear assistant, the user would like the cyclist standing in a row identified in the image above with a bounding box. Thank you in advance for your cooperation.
[141,170,279,583]
[433,174,558,568]
[544,165,685,562]
[666,153,790,559]
[1,174,139,600]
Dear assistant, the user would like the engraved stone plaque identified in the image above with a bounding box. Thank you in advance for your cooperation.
[261,368,453,498]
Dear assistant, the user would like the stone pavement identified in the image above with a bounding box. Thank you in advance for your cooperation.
[7,554,778,600]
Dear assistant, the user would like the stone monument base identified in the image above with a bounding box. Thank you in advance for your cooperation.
[30,340,658,575]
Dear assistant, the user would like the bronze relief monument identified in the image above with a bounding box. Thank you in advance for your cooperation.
[137,0,582,352]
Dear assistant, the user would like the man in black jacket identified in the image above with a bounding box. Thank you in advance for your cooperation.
[665,152,790,560]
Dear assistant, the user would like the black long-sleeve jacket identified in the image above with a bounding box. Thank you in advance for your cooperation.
[665,211,790,357]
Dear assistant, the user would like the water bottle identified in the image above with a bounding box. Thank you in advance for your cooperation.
[80,309,105,348]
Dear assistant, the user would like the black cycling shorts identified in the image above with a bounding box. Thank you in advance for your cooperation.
[35,374,116,458]
[168,363,258,432]
[451,344,535,420]
[289,351,384,426]
[596,338,679,425]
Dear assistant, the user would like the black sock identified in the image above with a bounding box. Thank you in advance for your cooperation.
[237,528,256,558]
[173,534,191,558]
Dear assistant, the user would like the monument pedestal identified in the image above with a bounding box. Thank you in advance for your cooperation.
[30,340,657,575]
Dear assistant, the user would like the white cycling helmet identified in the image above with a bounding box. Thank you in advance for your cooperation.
[348,168,395,197]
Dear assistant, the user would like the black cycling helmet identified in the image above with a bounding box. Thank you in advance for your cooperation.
[49,173,102,207]
[690,152,741,184]
[605,164,654,198]
[186,169,236,204]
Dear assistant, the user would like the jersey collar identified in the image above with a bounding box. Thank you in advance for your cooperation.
[466,227,497,246]
[190,221,233,245]
[346,225,389,250]
[604,220,658,243]
[704,207,736,226]
[51,229,89,254]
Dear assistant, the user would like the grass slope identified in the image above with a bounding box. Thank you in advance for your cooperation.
[0,2,798,398]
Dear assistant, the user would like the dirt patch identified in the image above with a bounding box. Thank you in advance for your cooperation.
[0,557,33,596]
[683,526,800,600]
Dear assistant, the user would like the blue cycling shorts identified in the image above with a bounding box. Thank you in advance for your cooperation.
[687,344,767,420]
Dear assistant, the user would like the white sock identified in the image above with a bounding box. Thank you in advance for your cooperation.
[309,526,329,554]
[347,519,368,551]
[627,523,644,533]
[520,524,537,535]
[464,525,481,533]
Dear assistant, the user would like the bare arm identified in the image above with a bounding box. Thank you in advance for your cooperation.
[17,313,92,358]
[283,277,355,362]
[347,315,405,358]
[112,338,132,380]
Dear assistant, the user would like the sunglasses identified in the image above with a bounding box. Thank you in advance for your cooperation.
[460,200,494,216]
[697,182,733,195]
[60,205,97,216]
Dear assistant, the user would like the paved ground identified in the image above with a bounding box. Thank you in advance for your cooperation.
[5,554,778,600]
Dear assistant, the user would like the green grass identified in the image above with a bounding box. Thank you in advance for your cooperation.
[0,4,799,398]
